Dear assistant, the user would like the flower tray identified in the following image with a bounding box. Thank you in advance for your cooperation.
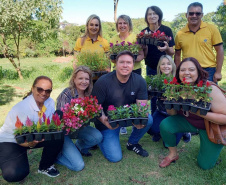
[92,71,108,80]
[136,38,165,47]
[109,118,133,128]
[15,131,64,144]
[68,123,90,139]
[110,54,137,61]
[148,90,164,99]
[131,117,148,125]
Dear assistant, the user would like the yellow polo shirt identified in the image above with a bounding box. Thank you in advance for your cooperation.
[175,21,223,68]
[74,35,109,53]
[110,33,141,70]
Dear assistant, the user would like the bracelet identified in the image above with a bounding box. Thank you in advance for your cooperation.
[27,142,34,149]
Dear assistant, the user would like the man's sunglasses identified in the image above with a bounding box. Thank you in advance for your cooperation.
[35,86,52,94]
[188,12,202,16]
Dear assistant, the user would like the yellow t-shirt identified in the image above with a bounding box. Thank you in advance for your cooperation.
[175,21,223,68]
[110,33,141,70]
[74,35,109,53]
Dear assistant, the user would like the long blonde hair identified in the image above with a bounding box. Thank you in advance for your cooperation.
[157,55,176,76]
[81,14,102,46]
[69,66,93,97]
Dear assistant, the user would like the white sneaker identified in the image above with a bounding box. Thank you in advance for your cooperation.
[120,127,127,135]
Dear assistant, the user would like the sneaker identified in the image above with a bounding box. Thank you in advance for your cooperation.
[38,165,60,177]
[120,127,127,135]
[152,133,161,142]
[183,132,191,143]
[126,143,149,157]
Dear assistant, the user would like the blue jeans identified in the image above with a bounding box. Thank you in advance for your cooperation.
[146,66,157,114]
[98,114,153,162]
[203,67,216,82]
[150,110,182,145]
[56,126,103,171]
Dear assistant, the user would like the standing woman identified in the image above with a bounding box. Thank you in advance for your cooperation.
[110,15,145,75]
[0,76,63,182]
[74,14,109,54]
[56,66,103,172]
[142,6,175,114]
[147,55,191,144]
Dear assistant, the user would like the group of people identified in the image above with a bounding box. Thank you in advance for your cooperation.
[0,2,225,183]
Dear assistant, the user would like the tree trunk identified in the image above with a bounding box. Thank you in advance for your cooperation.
[1,33,23,80]
[114,0,119,22]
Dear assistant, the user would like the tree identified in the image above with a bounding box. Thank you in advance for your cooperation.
[171,13,187,36]
[0,0,63,79]
[114,0,119,22]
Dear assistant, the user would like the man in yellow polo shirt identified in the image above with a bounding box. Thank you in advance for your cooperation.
[174,2,224,83]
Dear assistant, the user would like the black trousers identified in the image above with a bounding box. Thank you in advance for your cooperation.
[0,139,64,182]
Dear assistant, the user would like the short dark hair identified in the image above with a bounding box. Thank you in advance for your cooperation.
[187,2,203,13]
[116,50,134,63]
[175,57,208,85]
[145,6,163,26]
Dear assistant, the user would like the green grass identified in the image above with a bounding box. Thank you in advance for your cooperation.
[0,57,226,184]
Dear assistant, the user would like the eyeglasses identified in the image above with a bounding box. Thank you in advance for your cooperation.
[188,12,202,16]
[35,86,52,94]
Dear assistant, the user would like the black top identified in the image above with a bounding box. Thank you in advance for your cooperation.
[142,25,175,70]
[91,71,148,131]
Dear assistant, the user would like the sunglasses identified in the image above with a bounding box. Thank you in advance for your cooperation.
[188,12,202,16]
[35,86,52,94]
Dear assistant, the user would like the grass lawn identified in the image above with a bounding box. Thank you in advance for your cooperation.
[0,57,226,184]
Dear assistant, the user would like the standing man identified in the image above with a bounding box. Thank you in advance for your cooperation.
[92,51,152,163]
[174,2,224,83]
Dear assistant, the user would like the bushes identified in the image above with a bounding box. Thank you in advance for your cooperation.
[0,67,34,80]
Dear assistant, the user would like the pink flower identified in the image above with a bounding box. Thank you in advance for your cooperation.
[26,116,33,127]
[108,105,116,111]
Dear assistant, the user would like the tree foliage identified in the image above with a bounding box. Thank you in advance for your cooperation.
[0,0,63,79]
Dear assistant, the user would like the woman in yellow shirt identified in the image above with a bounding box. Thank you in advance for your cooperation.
[110,15,145,75]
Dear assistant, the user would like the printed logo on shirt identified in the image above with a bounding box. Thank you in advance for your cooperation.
[131,92,135,95]
[100,45,103,47]
[204,39,207,43]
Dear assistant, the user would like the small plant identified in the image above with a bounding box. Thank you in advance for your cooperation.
[163,77,180,101]
[138,102,149,118]
[76,51,110,71]
[14,116,24,135]
[107,105,119,120]
[109,41,141,55]
[22,116,35,133]
[52,113,63,131]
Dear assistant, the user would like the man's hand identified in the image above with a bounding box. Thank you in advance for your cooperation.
[213,72,222,83]
[98,115,119,130]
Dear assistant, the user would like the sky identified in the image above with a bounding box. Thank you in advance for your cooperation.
[61,0,224,25]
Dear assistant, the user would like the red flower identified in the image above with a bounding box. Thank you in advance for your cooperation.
[108,105,116,111]
[15,116,23,129]
[197,80,203,87]
[206,81,211,87]
[163,79,168,84]
[139,32,144,36]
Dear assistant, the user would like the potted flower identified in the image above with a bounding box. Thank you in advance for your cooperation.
[136,30,172,47]
[109,41,141,60]
[22,116,35,142]
[76,51,110,81]
[51,113,64,140]
[61,96,102,139]
[33,118,43,141]
[14,116,25,144]
[107,105,119,128]
[130,103,149,125]
[191,81,212,115]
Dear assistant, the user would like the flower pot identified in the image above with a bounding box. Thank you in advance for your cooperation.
[33,132,43,141]
[108,120,118,128]
[163,100,172,110]
[68,130,79,139]
[173,103,181,111]
[133,54,138,61]
[199,102,211,116]
[126,119,133,127]
[156,41,165,47]
[132,117,148,125]
[136,38,141,44]
[118,119,127,127]
[24,133,34,142]
[110,54,117,60]
[149,38,155,45]
[141,38,146,45]
[42,132,53,141]
[15,135,25,144]
[53,131,63,140]
[132,118,140,125]
[190,105,198,113]
[182,104,190,111]
[92,71,108,81]
[145,38,150,45]
[157,91,163,98]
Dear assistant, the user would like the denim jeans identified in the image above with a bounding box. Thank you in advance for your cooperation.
[56,126,103,171]
[150,110,183,145]
[203,67,216,82]
[146,66,157,114]
[98,114,153,163]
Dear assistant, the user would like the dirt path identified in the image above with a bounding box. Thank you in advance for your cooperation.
[52,56,74,63]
